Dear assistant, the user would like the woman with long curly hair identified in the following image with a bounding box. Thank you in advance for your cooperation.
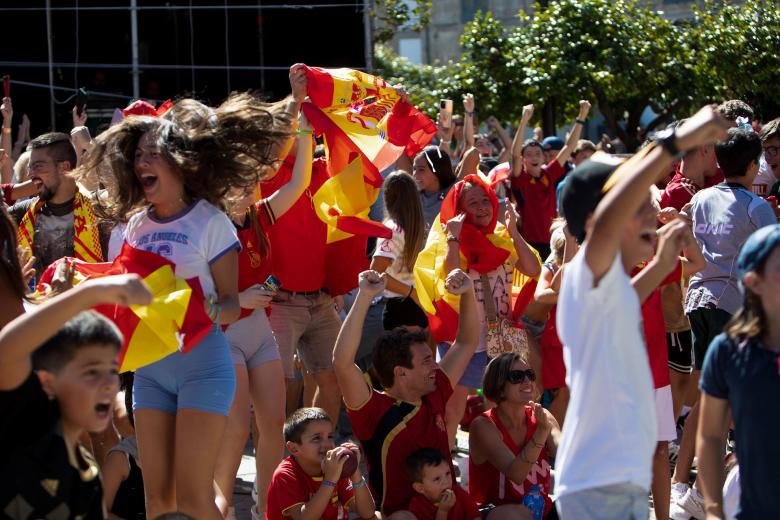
[76,72,295,519]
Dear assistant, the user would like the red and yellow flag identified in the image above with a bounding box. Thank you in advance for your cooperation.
[38,244,212,372]
[18,191,103,264]
[414,175,518,343]
[301,65,436,244]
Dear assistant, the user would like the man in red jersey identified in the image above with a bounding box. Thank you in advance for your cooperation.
[333,269,479,517]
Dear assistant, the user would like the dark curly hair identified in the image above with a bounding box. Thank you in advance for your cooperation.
[76,93,294,222]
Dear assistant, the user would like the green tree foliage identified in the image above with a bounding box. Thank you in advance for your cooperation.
[370,0,433,44]
[516,0,699,151]
[374,0,779,151]
[691,0,780,121]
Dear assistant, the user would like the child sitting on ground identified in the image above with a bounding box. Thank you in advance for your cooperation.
[407,448,480,520]
[266,407,375,520]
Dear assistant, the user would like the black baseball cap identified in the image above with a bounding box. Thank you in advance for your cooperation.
[561,153,624,243]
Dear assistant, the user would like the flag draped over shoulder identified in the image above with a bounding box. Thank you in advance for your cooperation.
[38,244,212,372]
[414,174,517,343]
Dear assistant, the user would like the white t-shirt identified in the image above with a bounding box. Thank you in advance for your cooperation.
[373,219,415,298]
[555,250,656,497]
[122,200,240,301]
[469,261,513,353]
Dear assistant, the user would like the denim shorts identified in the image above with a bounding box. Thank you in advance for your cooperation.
[133,325,236,416]
[436,343,489,389]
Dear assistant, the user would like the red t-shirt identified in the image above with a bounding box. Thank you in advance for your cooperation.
[260,156,329,292]
[540,304,565,390]
[510,159,566,244]
[266,456,354,520]
[1,184,13,206]
[346,369,453,515]
[408,485,480,520]
[633,261,683,388]
[661,172,701,211]
[468,406,552,515]
[234,199,275,321]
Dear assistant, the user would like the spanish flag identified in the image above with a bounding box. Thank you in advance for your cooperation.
[301,65,436,244]
[414,175,518,343]
[37,244,212,373]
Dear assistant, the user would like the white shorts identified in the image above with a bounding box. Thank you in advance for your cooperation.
[655,385,677,442]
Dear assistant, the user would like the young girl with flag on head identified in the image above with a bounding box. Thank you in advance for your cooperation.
[76,81,295,519]
[213,65,314,520]
[416,173,542,448]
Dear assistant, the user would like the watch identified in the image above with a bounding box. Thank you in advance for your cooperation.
[654,128,683,159]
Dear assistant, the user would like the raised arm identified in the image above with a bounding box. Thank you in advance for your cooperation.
[505,202,541,277]
[266,115,313,219]
[510,105,534,177]
[1,97,13,183]
[555,100,591,166]
[487,116,512,163]
[463,94,475,149]
[696,392,730,520]
[333,271,385,409]
[585,105,730,284]
[631,219,689,302]
[0,274,151,391]
[438,269,479,383]
[455,147,480,181]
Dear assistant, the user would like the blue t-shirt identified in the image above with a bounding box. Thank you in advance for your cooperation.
[700,333,780,519]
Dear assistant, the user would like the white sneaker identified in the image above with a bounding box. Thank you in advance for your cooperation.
[670,501,692,520]
[671,482,690,504]
[678,487,706,519]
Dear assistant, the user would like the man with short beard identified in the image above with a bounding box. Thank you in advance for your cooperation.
[9,132,104,278]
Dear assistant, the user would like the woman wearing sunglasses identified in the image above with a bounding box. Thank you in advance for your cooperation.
[468,352,561,519]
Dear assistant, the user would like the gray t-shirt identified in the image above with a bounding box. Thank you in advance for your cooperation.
[9,198,75,275]
[686,183,776,315]
[420,186,452,233]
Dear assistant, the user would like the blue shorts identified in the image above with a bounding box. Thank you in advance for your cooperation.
[436,343,489,389]
[133,325,236,416]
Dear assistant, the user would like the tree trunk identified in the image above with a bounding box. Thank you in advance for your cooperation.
[542,98,556,138]
[593,87,642,152]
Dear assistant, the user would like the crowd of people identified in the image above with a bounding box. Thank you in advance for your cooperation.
[0,61,778,520]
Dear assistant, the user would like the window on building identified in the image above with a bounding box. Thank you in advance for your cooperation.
[398,37,423,64]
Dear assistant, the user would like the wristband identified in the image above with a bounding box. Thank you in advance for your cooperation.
[2,127,10,134]
[297,129,312,135]
[351,477,367,489]
[441,140,451,145]
[322,480,338,488]
[575,118,586,125]
[446,234,460,243]
[466,111,474,117]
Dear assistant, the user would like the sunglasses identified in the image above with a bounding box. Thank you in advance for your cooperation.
[507,369,536,384]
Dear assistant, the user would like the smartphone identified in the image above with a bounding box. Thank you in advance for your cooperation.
[261,274,281,293]
[2,76,9,98]
[440,99,453,128]
[75,87,87,116]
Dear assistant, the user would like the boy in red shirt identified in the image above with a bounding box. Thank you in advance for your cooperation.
[266,408,375,520]
[509,101,591,259]
[407,448,480,520]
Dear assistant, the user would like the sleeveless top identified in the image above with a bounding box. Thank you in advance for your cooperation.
[469,406,552,515]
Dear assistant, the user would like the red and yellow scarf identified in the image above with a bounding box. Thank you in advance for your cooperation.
[414,175,517,342]
[17,191,103,263]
